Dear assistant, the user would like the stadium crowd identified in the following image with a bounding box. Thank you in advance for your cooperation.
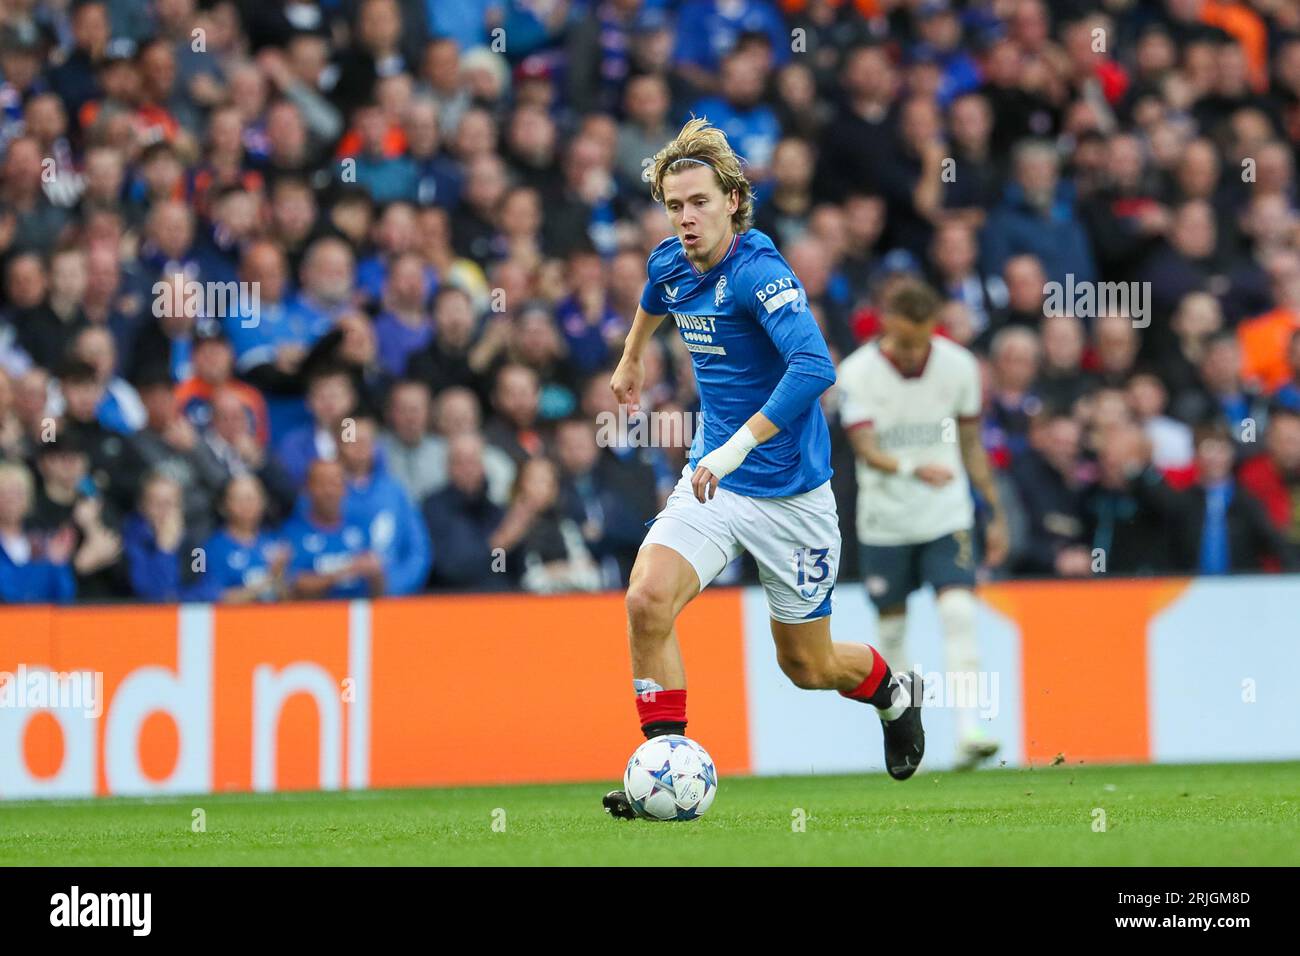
[1,0,1300,604]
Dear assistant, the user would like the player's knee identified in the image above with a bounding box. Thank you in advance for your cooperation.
[625,581,674,640]
[778,652,831,690]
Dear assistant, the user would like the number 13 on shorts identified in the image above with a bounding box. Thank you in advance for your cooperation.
[792,547,831,594]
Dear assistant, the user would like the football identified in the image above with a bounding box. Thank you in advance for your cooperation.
[623,735,718,821]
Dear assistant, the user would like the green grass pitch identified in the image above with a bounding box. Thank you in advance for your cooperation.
[3,762,1296,866]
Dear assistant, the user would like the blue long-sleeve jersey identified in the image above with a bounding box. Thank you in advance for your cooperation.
[342,464,432,597]
[639,228,835,497]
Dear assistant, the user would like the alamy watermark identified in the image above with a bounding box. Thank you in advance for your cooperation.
[1043,275,1151,328]
[0,665,104,718]
[596,406,700,449]
[912,666,1000,719]
[152,275,261,327]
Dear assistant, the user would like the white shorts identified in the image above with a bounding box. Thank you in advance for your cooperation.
[641,465,841,624]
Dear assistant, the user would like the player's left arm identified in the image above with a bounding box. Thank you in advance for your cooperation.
[957,419,1008,568]
[692,261,835,503]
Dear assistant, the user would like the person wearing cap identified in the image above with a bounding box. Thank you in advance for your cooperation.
[174,319,271,447]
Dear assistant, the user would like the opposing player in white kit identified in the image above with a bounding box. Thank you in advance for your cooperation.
[838,280,1008,769]
[602,119,925,819]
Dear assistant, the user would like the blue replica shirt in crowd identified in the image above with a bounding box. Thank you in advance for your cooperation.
[639,228,835,497]
[191,528,285,601]
[280,512,374,600]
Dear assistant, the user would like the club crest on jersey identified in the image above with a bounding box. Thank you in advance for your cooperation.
[714,276,727,308]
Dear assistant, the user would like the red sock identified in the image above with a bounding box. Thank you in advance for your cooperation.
[636,688,687,738]
[839,645,892,707]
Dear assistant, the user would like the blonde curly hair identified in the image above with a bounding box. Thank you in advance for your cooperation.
[648,117,754,233]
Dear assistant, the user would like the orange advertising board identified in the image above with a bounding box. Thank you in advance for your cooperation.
[0,590,749,799]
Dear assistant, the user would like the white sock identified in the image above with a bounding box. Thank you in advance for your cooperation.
[875,614,908,671]
[937,588,981,739]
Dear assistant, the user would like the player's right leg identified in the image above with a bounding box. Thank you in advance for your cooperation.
[605,469,737,820]
[861,541,920,669]
[623,539,702,737]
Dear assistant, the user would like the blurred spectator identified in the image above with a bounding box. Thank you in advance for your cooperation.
[405,285,492,397]
[1127,369,1194,474]
[374,253,435,378]
[554,416,657,586]
[981,140,1096,287]
[1239,408,1300,561]
[202,386,297,524]
[282,459,384,599]
[0,461,76,603]
[301,309,393,414]
[29,430,123,599]
[275,364,358,488]
[1035,314,1093,414]
[1170,332,1269,450]
[484,362,545,465]
[672,0,790,90]
[1238,249,1300,394]
[1083,421,1176,576]
[1158,292,1223,403]
[929,220,1004,340]
[980,254,1047,350]
[423,432,507,592]
[614,73,674,194]
[984,326,1042,468]
[434,385,515,505]
[554,249,626,376]
[753,137,815,250]
[129,367,227,540]
[1129,424,1289,575]
[1092,313,1141,389]
[379,379,445,505]
[494,456,600,594]
[338,413,431,596]
[121,471,198,601]
[60,359,146,512]
[688,49,782,183]
[175,322,270,444]
[191,472,289,603]
[1007,410,1090,577]
[48,325,145,434]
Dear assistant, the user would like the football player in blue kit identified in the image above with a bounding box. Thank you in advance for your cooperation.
[603,119,925,819]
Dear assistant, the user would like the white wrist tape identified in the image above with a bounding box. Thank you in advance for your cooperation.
[698,425,759,479]
[895,457,916,478]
